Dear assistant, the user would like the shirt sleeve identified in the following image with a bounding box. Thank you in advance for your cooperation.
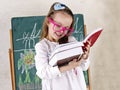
[34,42,61,79]
[80,57,90,71]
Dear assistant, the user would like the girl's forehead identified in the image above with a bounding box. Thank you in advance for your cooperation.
[53,11,71,19]
[53,12,73,26]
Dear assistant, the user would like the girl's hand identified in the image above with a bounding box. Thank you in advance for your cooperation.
[82,41,91,60]
[68,59,82,68]
[59,59,82,73]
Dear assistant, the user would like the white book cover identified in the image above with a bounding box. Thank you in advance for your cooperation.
[49,42,84,66]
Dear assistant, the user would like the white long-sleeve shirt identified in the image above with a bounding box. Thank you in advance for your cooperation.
[34,36,90,90]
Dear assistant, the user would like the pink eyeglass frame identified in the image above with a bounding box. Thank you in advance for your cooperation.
[48,17,74,34]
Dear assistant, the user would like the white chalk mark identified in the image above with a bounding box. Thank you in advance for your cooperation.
[15,23,41,51]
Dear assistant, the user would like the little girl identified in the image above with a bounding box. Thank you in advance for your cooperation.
[35,2,90,90]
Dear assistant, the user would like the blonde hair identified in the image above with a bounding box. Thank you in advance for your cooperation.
[40,2,74,44]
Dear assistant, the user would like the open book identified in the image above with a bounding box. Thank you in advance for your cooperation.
[49,28,103,67]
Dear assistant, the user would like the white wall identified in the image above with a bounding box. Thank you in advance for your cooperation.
[0,0,120,90]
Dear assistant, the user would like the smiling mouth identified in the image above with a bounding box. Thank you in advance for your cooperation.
[55,32,63,37]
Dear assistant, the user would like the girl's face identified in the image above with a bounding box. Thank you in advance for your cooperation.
[47,12,73,42]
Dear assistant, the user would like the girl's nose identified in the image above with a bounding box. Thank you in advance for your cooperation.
[60,30,64,33]
[58,28,64,34]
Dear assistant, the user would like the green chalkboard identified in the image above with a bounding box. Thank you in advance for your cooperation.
[11,14,89,90]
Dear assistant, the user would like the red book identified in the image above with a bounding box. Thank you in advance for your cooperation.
[83,28,103,47]
[78,28,103,61]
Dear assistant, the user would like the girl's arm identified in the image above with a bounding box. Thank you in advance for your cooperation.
[59,58,90,73]
[80,41,90,71]
[35,43,61,79]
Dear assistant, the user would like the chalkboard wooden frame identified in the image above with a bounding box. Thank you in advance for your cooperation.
[9,30,16,90]
[9,14,92,90]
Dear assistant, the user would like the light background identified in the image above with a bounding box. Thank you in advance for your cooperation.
[0,0,120,90]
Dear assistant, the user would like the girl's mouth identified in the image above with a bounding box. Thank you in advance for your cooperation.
[55,32,63,38]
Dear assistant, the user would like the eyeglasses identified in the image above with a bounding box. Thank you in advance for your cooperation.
[48,18,74,34]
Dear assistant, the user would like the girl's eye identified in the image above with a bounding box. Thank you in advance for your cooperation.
[55,24,61,28]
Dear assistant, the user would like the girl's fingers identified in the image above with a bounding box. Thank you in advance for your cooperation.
[86,41,91,46]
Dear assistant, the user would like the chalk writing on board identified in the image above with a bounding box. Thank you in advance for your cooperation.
[15,23,41,52]
[74,17,83,33]
[73,17,84,41]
